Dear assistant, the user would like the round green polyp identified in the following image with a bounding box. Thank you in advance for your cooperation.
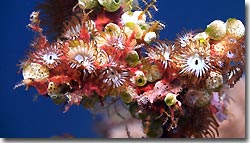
[126,51,140,67]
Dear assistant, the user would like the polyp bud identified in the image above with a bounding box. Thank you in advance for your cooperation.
[226,18,245,38]
[120,86,137,103]
[105,23,121,34]
[205,20,226,40]
[133,70,147,86]
[125,50,140,67]
[164,93,177,106]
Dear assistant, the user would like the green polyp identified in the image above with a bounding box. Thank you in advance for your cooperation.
[205,27,223,40]
[198,38,206,44]
[135,75,147,86]
[205,27,213,37]
[226,18,237,23]
[205,20,226,40]
[105,23,120,34]
[127,11,133,16]
[205,27,212,35]
[164,94,177,106]
[125,22,136,28]
[98,0,121,12]
[126,51,140,67]
[226,18,245,38]
[125,22,143,39]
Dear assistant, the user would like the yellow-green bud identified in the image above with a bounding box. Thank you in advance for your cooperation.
[205,20,226,40]
[133,71,147,86]
[98,0,121,12]
[121,86,137,103]
[121,91,133,103]
[125,50,140,67]
[164,93,177,106]
[104,23,121,34]
[194,32,209,42]
[226,18,245,38]
[125,22,143,39]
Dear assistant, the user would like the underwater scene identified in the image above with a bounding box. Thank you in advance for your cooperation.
[0,0,245,138]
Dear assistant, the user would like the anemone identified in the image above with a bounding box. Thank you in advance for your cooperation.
[95,24,127,50]
[146,41,173,69]
[173,40,212,82]
[66,40,97,75]
[99,57,129,90]
[61,15,82,39]
[29,43,63,68]
[176,31,194,48]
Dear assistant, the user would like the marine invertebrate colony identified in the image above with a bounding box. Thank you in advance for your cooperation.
[15,0,245,138]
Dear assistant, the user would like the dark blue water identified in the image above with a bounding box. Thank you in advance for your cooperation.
[0,0,244,138]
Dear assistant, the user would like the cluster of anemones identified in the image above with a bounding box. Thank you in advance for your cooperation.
[16,0,245,138]
[18,0,163,110]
